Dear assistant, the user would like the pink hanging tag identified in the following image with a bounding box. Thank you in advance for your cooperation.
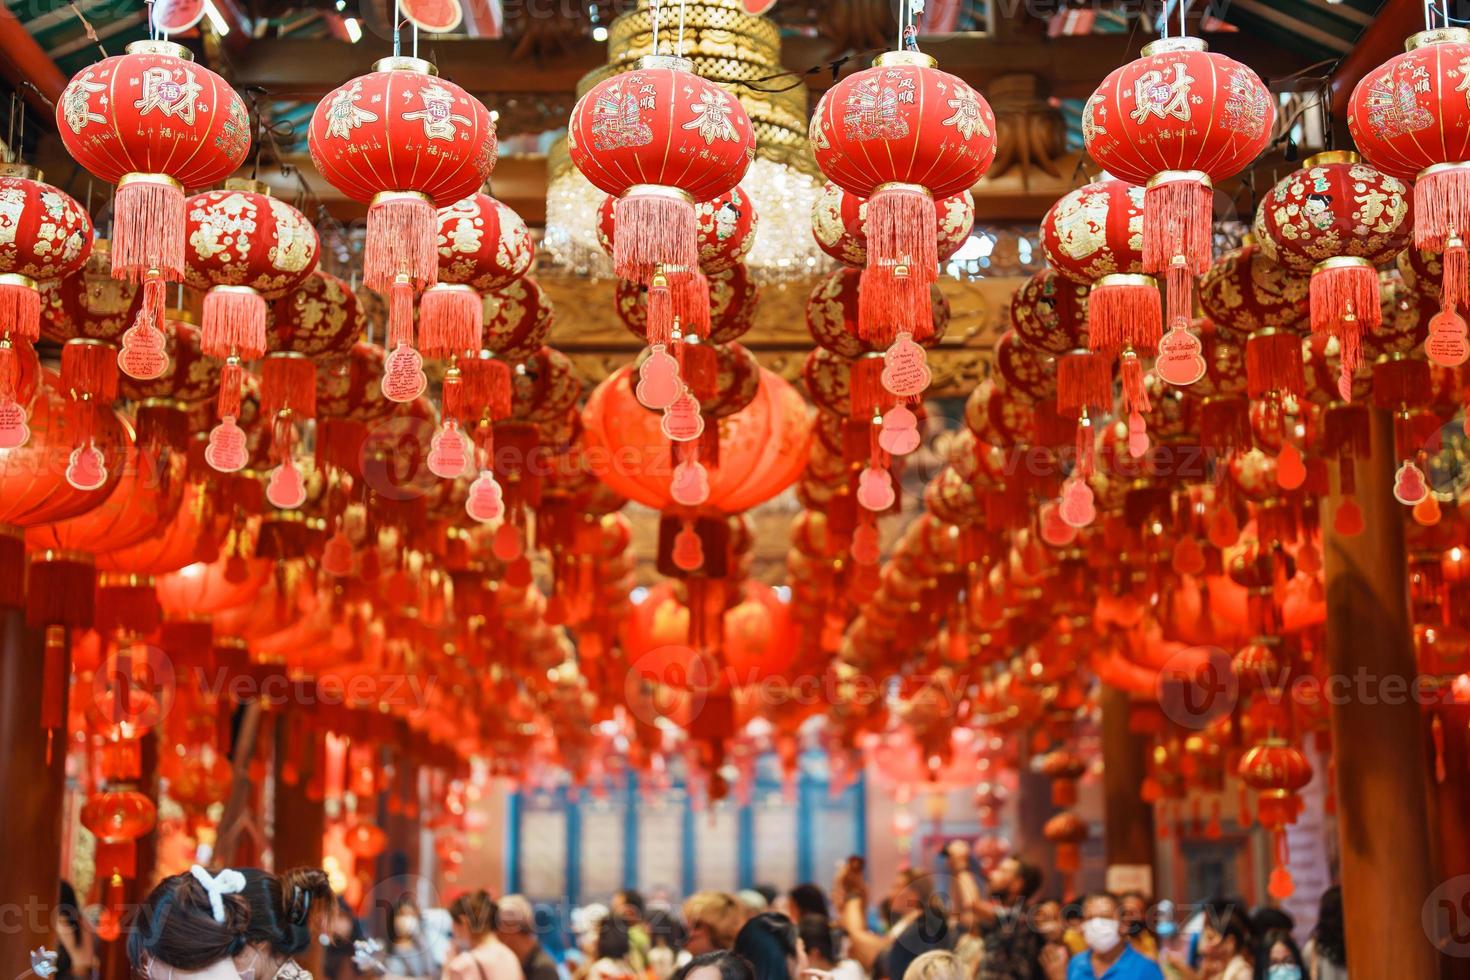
[493,521,524,561]
[850,523,881,564]
[881,332,931,397]
[322,531,354,577]
[1127,412,1150,458]
[466,470,505,523]
[878,404,921,456]
[636,344,681,409]
[1156,326,1207,386]
[117,322,170,380]
[66,443,107,491]
[205,417,248,473]
[1393,460,1429,506]
[266,459,307,509]
[673,526,705,571]
[1059,477,1096,528]
[0,398,29,449]
[382,343,428,403]
[1039,500,1078,546]
[427,422,471,479]
[661,390,705,442]
[1426,308,1470,367]
[856,466,895,512]
[1276,443,1307,489]
[670,459,710,506]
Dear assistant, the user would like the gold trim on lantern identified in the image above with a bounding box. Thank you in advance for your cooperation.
[30,548,94,566]
[224,178,272,195]
[126,39,193,60]
[1303,150,1360,168]
[1141,36,1208,56]
[1417,160,1470,181]
[137,397,188,411]
[1312,256,1373,275]
[119,172,184,194]
[64,337,117,353]
[0,272,38,292]
[1248,327,1293,342]
[210,284,263,298]
[874,51,938,69]
[264,350,311,362]
[426,283,478,297]
[625,184,694,205]
[874,181,933,197]
[638,54,694,72]
[373,56,438,75]
[1407,27,1470,51]
[371,189,432,208]
[98,572,156,589]
[1146,170,1211,189]
[1094,273,1157,290]
[0,163,40,181]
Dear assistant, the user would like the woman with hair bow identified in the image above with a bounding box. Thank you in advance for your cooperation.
[128,866,254,979]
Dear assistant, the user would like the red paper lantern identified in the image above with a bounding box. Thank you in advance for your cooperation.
[420,194,533,359]
[810,51,995,347]
[568,55,755,281]
[1198,241,1311,339]
[1010,269,1090,355]
[1041,179,1145,284]
[993,330,1057,404]
[40,240,142,344]
[1238,737,1313,897]
[271,270,364,356]
[964,378,1036,448]
[511,347,581,422]
[1255,152,1412,393]
[57,41,250,332]
[308,56,496,386]
[624,580,797,693]
[806,266,949,357]
[1083,37,1273,363]
[811,180,975,267]
[483,277,554,360]
[598,187,757,274]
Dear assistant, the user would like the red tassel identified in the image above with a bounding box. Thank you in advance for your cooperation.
[672,270,711,339]
[1144,172,1213,275]
[1371,357,1431,410]
[112,174,185,281]
[0,275,40,342]
[614,187,698,283]
[1165,262,1194,331]
[1311,258,1379,385]
[441,367,465,422]
[867,184,938,280]
[1414,163,1470,255]
[462,356,512,421]
[40,627,67,739]
[1056,350,1112,415]
[1200,397,1250,452]
[647,271,674,346]
[1442,239,1468,312]
[26,552,96,629]
[261,354,318,419]
[388,276,417,350]
[1120,349,1150,457]
[61,339,119,408]
[217,361,244,421]
[364,191,437,290]
[135,401,189,455]
[1246,330,1305,398]
[317,418,367,475]
[682,341,718,402]
[419,285,482,358]
[849,356,887,420]
[858,263,931,346]
[202,286,267,359]
[1088,274,1161,353]
[1267,832,1295,900]
[95,576,162,636]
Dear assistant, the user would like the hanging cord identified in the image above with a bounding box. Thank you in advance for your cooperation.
[677,0,686,57]
[67,2,109,58]
[393,0,402,56]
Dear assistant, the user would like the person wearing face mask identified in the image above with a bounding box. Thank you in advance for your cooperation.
[382,897,439,980]
[1065,893,1164,980]
[1253,930,1304,980]
[233,867,336,980]
[128,866,254,980]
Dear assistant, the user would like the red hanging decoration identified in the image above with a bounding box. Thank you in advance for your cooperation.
[1088,273,1161,353]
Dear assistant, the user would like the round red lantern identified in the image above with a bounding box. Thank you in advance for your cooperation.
[483,277,554,361]
[1238,737,1313,897]
[419,193,534,360]
[806,266,949,357]
[598,186,757,274]
[1083,36,1273,369]
[308,56,496,391]
[1041,179,1146,284]
[1255,152,1412,394]
[811,180,975,268]
[994,330,1057,404]
[1198,240,1311,339]
[1010,269,1090,355]
[810,51,996,348]
[568,55,755,282]
[964,378,1036,448]
[271,269,364,356]
[40,240,143,344]
[57,41,249,330]
[511,347,581,423]
[617,264,759,345]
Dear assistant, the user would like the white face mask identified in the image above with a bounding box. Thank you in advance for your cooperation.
[1267,967,1302,980]
[1083,917,1122,954]
[396,915,419,938]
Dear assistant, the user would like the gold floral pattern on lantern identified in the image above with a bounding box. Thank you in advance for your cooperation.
[183,187,320,299]
[1198,242,1310,339]
[484,277,554,360]
[437,193,534,291]
[40,240,141,342]
[806,266,949,357]
[0,176,92,280]
[1255,154,1412,273]
[1040,179,1144,284]
[1010,269,1089,354]
[271,269,364,356]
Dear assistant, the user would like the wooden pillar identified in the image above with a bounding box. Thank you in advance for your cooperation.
[1100,684,1156,893]
[273,714,325,871]
[1322,407,1439,978]
[1430,703,1470,980]
[0,613,67,967]
[1015,745,1055,887]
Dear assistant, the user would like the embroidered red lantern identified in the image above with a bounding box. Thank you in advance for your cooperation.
[271,269,364,356]
[811,180,975,268]
[1199,240,1311,339]
[569,55,755,283]
[419,193,534,361]
[183,181,319,474]
[1238,738,1313,898]
[1010,269,1090,355]
[56,41,250,336]
[806,266,949,357]
[1083,36,1273,377]
[1349,26,1470,366]
[484,277,554,360]
[40,240,142,344]
[1255,152,1412,397]
[598,186,757,275]
[308,56,496,397]
[810,50,996,360]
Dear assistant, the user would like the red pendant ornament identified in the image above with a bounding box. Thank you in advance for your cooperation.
[1256,152,1412,395]
[1083,37,1274,379]
[57,41,249,341]
[569,55,755,283]
[308,56,497,396]
[421,193,534,360]
[1238,738,1313,899]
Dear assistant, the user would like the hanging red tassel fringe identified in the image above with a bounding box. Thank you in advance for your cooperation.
[26,552,96,629]
[1267,831,1295,900]
[681,341,718,402]
[858,263,931,346]
[202,286,267,359]
[1144,171,1213,275]
[849,355,888,420]
[868,183,938,280]
[316,418,367,477]
[217,361,244,421]
[261,354,318,419]
[419,284,482,358]
[112,173,185,281]
[61,339,119,420]
[614,186,698,284]
[0,274,40,342]
[135,401,189,455]
[1311,258,1379,385]
[364,191,438,289]
[1246,330,1305,399]
[0,526,20,609]
[1119,349,1150,457]
[1056,350,1112,415]
[647,271,674,346]
[672,269,711,339]
[1200,397,1251,452]
[1371,357,1431,412]
[1442,238,1469,313]
[1414,162,1470,255]
[461,356,512,421]
[94,575,161,636]
[1088,274,1161,353]
[387,276,417,350]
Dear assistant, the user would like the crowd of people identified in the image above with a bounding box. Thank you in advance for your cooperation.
[86,847,1349,980]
